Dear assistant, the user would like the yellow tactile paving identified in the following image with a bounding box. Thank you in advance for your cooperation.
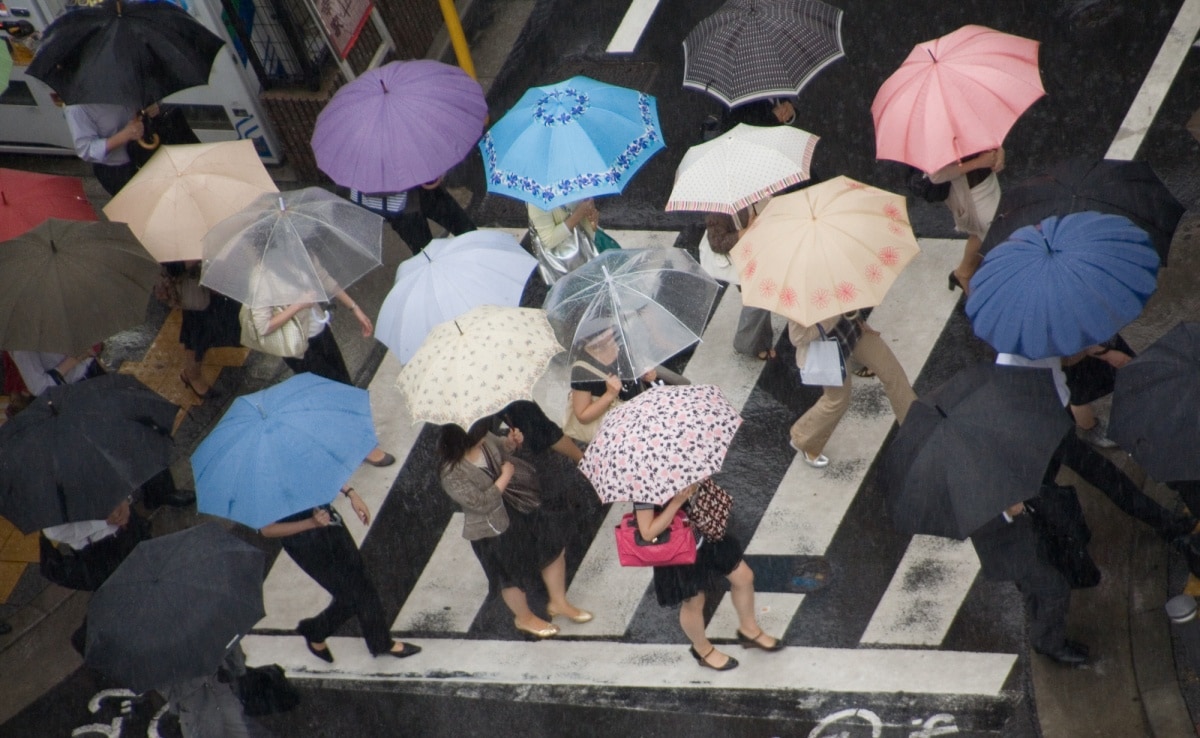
[0,561,24,604]
[0,530,40,564]
[1185,574,1200,597]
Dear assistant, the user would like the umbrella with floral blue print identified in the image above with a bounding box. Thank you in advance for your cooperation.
[478,76,666,210]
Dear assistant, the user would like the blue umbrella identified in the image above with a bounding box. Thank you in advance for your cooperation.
[479,76,666,209]
[965,212,1159,360]
[191,373,378,529]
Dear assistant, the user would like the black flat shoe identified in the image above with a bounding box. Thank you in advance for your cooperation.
[382,642,422,658]
[689,645,738,671]
[364,452,396,467]
[736,629,784,652]
[947,271,964,292]
[304,639,334,663]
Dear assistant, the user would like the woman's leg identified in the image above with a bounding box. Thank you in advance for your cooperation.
[789,380,851,458]
[727,561,778,647]
[679,593,731,667]
[180,348,211,395]
[500,586,554,630]
[953,234,983,292]
[541,550,586,618]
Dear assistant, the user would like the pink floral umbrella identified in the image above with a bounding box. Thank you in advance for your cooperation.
[729,176,919,327]
[578,384,742,505]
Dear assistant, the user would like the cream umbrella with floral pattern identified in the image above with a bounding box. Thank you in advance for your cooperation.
[396,305,563,429]
[729,175,919,326]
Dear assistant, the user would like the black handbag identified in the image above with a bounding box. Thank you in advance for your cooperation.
[1028,484,1101,589]
[39,512,151,591]
[235,664,301,716]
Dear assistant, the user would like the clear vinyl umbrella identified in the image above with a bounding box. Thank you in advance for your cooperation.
[543,248,720,380]
[200,187,383,307]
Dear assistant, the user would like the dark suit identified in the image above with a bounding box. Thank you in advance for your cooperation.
[970,512,1071,654]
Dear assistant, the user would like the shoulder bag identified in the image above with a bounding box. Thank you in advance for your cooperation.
[528,213,599,285]
[800,324,845,386]
[689,478,733,541]
[615,509,697,567]
[481,441,541,514]
[239,305,309,359]
[562,360,623,442]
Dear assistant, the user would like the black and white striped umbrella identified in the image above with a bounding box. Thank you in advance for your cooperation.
[683,0,845,108]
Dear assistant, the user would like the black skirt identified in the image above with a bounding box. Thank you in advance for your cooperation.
[471,500,566,592]
[651,533,744,608]
[179,292,242,361]
[1063,334,1134,405]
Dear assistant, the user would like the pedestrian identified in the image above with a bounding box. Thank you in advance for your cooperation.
[788,311,915,467]
[64,103,144,196]
[158,261,242,400]
[8,346,105,399]
[349,175,475,256]
[633,481,782,671]
[924,147,1005,293]
[1061,335,1136,448]
[969,497,1086,666]
[159,646,271,737]
[437,420,591,639]
[250,294,395,468]
[259,486,421,662]
[527,197,600,284]
[563,326,659,444]
[493,400,583,464]
[704,200,776,360]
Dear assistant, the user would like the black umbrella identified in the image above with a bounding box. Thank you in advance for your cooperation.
[85,523,266,692]
[980,157,1185,265]
[0,374,177,533]
[1110,322,1200,482]
[881,363,1073,540]
[26,0,224,108]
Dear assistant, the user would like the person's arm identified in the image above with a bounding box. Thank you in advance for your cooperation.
[65,106,142,163]
[634,485,697,541]
[1087,343,1133,369]
[259,507,331,538]
[928,148,1003,184]
[571,374,622,422]
[332,290,373,337]
[254,303,311,336]
[343,487,372,525]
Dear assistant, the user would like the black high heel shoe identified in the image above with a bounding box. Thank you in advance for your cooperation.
[689,645,738,671]
[947,271,965,292]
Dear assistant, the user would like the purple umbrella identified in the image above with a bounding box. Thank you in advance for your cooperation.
[311,60,487,193]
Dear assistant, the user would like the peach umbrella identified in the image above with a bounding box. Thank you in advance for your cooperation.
[729,176,919,326]
[871,25,1045,175]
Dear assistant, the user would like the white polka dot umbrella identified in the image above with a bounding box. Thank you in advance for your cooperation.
[729,175,919,326]
[578,384,742,505]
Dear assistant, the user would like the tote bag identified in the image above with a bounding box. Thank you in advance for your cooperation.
[239,306,308,359]
[800,325,845,386]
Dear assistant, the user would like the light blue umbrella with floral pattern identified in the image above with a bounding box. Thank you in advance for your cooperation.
[479,76,666,209]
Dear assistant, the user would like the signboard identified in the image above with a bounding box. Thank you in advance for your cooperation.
[313,0,372,59]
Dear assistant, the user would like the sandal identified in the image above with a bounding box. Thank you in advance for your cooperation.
[852,366,876,378]
[179,371,216,400]
[689,645,738,671]
[756,349,777,361]
[736,629,785,652]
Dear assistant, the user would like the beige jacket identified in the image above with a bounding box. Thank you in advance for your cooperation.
[439,434,511,540]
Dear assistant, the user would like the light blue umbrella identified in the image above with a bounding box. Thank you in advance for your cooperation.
[965,212,1159,360]
[192,373,378,529]
[479,76,666,209]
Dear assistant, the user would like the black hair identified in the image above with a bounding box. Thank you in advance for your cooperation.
[437,418,491,472]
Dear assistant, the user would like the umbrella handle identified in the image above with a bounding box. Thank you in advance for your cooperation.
[136,133,161,150]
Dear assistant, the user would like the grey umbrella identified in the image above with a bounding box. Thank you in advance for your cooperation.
[85,523,266,693]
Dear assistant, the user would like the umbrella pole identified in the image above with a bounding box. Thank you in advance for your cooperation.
[437,0,477,81]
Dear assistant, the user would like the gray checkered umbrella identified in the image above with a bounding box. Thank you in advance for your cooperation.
[683,0,845,108]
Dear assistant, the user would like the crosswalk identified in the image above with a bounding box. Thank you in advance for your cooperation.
[241,228,1020,698]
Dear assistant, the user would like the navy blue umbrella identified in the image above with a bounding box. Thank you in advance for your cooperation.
[966,212,1158,360]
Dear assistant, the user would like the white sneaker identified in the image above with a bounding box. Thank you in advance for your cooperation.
[789,440,830,467]
[1078,420,1118,449]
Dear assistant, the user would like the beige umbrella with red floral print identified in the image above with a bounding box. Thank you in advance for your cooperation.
[728,175,919,326]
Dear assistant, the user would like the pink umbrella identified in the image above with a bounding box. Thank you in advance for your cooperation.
[870,25,1045,175]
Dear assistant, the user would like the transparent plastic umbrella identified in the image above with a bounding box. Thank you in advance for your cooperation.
[200,187,383,307]
[543,248,720,380]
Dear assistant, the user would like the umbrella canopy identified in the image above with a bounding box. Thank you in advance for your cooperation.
[578,384,742,505]
[666,123,819,215]
[0,168,96,242]
[191,373,378,529]
[479,76,666,209]
[85,523,265,693]
[200,187,383,308]
[26,0,225,108]
[682,0,845,108]
[980,158,1185,265]
[0,374,177,533]
[0,41,12,97]
[375,230,537,364]
[397,306,562,429]
[103,140,279,263]
[966,212,1159,360]
[1110,322,1200,481]
[871,25,1045,174]
[729,175,919,326]
[543,248,720,380]
[882,363,1073,540]
[0,219,160,354]
[312,60,487,193]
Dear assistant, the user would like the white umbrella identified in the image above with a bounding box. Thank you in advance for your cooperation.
[666,123,818,216]
[200,187,383,307]
[375,229,537,363]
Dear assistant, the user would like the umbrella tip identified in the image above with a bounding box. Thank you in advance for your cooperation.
[926,48,936,62]
[454,320,463,336]
[1,191,6,206]
[49,239,57,253]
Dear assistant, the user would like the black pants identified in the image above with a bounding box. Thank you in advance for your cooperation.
[281,523,392,655]
[93,162,137,196]
[1047,429,1194,541]
[283,328,351,386]
[388,186,476,254]
[1016,558,1072,653]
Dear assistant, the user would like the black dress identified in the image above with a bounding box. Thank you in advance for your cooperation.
[471,499,566,592]
[570,355,650,401]
[1063,334,1135,406]
[633,502,744,607]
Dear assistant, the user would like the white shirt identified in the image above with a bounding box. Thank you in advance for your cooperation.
[42,520,119,551]
[10,351,94,396]
[64,104,136,166]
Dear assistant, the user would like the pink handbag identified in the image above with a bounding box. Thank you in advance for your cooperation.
[615,510,697,567]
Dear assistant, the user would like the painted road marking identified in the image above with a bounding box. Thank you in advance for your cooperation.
[607,0,662,54]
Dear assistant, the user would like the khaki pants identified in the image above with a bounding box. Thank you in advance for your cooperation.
[789,331,915,457]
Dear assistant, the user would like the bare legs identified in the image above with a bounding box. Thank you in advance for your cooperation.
[952,235,984,294]
[180,349,211,396]
[500,550,585,631]
[680,561,779,668]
